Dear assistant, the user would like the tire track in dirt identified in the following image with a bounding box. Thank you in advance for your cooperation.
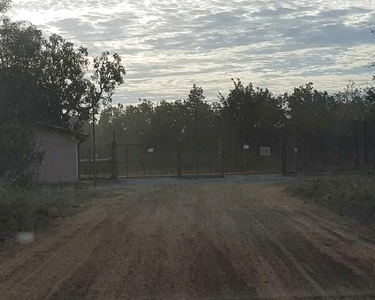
[1,181,375,299]
[0,189,144,300]
[46,190,156,300]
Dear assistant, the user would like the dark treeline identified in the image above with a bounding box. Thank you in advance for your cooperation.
[81,79,375,173]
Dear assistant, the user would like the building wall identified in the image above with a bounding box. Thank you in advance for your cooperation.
[35,127,78,183]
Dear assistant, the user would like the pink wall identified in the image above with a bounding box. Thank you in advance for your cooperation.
[35,127,78,183]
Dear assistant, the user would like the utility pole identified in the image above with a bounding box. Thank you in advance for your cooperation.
[177,140,182,178]
[111,130,118,179]
[88,148,91,179]
[354,120,359,169]
[77,142,81,180]
[195,103,199,176]
[364,121,368,166]
[218,139,224,177]
[281,135,287,175]
[92,107,97,187]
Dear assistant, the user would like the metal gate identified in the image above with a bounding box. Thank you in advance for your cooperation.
[79,136,287,180]
[222,137,283,175]
[116,142,179,178]
[79,144,111,179]
[179,139,223,176]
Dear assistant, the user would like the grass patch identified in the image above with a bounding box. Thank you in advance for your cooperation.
[0,182,101,241]
[287,174,375,221]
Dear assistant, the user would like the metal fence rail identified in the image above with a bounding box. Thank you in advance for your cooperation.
[79,121,375,180]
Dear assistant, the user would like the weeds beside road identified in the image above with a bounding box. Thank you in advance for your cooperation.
[0,182,100,241]
[288,174,375,222]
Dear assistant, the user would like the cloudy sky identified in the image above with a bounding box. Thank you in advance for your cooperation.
[8,0,375,104]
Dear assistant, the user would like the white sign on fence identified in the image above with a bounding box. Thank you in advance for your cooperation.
[148,148,155,153]
[243,144,250,150]
[260,146,271,156]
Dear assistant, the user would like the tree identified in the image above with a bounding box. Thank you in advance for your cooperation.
[283,83,347,169]
[88,51,126,186]
[336,81,371,122]
[285,83,338,134]
[0,18,45,185]
[89,51,126,110]
[185,84,207,173]
[152,100,186,144]
[0,122,43,186]
[39,34,91,128]
[0,18,91,128]
[186,84,204,140]
[221,79,284,146]
[0,0,11,13]
[0,18,44,121]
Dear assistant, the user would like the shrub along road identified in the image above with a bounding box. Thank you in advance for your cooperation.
[1,178,375,299]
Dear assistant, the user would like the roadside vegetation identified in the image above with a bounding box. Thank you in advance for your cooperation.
[0,183,101,241]
[288,174,375,222]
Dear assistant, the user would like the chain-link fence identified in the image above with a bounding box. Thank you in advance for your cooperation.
[285,120,374,174]
[79,121,375,179]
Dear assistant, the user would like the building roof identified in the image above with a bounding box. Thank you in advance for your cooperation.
[34,121,89,138]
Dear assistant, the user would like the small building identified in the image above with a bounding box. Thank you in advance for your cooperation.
[34,122,87,183]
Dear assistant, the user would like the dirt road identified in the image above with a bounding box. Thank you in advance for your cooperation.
[1,179,375,299]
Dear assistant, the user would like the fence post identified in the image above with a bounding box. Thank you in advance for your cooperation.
[88,147,92,179]
[195,104,199,176]
[196,142,200,177]
[111,142,118,179]
[143,145,146,177]
[126,144,129,178]
[92,111,97,188]
[241,144,244,173]
[111,131,118,179]
[281,137,287,175]
[354,120,359,169]
[77,142,81,180]
[218,139,224,177]
[177,140,182,178]
[365,121,368,166]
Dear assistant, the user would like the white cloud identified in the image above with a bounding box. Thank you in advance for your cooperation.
[8,0,375,103]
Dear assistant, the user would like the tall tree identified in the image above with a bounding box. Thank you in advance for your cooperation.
[0,18,45,184]
[221,79,284,147]
[0,18,91,128]
[39,34,91,128]
[152,100,187,144]
[0,18,43,121]
[186,84,204,142]
[88,51,126,186]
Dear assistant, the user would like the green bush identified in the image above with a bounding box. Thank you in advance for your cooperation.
[288,174,375,220]
[0,121,43,186]
[0,183,91,237]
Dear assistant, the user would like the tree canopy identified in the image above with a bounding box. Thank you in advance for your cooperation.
[0,0,10,13]
[0,18,125,130]
[0,13,126,184]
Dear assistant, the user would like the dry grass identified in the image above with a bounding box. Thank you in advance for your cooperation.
[0,182,100,240]
[287,173,375,221]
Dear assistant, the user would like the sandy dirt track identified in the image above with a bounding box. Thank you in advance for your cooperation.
[1,179,375,299]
